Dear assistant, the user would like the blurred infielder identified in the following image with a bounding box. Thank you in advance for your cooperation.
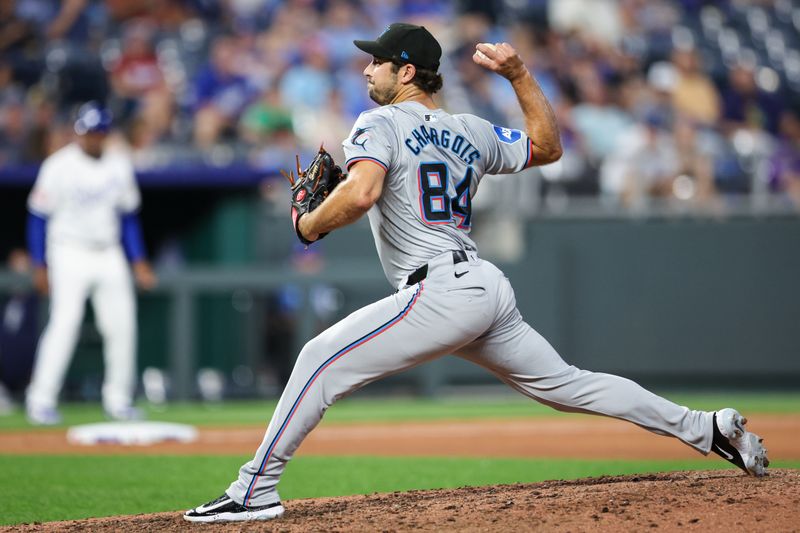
[186,24,768,522]
[25,101,157,425]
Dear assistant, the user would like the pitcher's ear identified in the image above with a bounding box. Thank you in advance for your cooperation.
[401,63,417,83]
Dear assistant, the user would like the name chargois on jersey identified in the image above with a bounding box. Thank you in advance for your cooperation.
[403,124,481,165]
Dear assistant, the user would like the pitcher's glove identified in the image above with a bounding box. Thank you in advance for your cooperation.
[282,145,344,245]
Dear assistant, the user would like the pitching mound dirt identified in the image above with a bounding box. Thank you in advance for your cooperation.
[5,469,798,532]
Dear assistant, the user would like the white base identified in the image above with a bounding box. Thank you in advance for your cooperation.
[66,421,198,446]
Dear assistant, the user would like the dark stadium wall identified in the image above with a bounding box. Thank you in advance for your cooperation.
[3,184,798,395]
[507,216,800,388]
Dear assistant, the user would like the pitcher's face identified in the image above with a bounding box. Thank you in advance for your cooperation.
[364,57,400,105]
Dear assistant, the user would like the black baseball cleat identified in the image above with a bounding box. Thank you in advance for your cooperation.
[711,408,769,477]
[183,493,284,522]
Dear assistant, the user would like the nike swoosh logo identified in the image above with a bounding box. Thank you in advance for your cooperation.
[713,443,734,461]
[454,271,469,278]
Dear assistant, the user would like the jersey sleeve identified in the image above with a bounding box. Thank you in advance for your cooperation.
[467,116,535,175]
[342,110,395,172]
[27,158,60,217]
[117,155,141,214]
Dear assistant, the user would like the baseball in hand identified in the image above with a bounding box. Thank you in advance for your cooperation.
[475,43,497,61]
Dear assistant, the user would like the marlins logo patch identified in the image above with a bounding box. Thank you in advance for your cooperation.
[492,125,522,144]
[350,127,370,148]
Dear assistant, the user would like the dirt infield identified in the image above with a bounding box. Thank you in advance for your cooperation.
[1,414,798,459]
[2,415,798,531]
[4,469,798,532]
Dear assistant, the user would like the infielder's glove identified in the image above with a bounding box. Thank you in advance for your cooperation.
[282,145,344,245]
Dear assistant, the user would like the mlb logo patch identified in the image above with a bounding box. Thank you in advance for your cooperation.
[492,125,522,144]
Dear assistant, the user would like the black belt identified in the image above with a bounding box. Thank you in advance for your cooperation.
[406,250,468,285]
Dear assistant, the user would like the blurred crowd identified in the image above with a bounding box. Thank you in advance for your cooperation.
[1,0,800,210]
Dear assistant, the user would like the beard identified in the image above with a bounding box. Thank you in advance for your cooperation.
[367,74,399,105]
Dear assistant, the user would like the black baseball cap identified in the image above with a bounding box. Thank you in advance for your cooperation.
[354,23,442,71]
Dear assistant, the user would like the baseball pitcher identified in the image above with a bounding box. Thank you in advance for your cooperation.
[25,102,157,425]
[185,24,768,522]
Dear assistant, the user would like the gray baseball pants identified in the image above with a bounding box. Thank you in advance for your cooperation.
[228,251,713,506]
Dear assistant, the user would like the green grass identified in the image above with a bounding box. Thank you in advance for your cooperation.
[1,391,799,430]
[1,454,798,526]
[1,393,797,525]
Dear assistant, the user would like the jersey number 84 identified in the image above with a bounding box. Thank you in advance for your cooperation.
[418,162,473,229]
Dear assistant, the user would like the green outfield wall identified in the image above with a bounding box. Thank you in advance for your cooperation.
[2,193,798,397]
[501,215,800,388]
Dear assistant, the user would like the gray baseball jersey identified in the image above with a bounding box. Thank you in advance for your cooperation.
[227,101,714,507]
[342,101,534,288]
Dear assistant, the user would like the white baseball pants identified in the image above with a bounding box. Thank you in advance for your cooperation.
[229,251,713,506]
[26,242,137,412]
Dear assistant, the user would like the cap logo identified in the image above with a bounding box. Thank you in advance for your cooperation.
[400,51,409,60]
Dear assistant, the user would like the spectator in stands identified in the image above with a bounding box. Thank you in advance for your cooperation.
[319,0,371,69]
[618,0,680,39]
[239,84,293,146]
[0,249,39,404]
[0,102,24,162]
[126,115,160,167]
[239,83,299,170]
[189,34,255,148]
[670,116,719,206]
[618,74,654,120]
[568,65,632,164]
[721,62,785,136]
[0,0,36,54]
[600,111,679,207]
[292,88,351,163]
[335,54,377,120]
[20,91,57,162]
[601,110,721,208]
[110,20,173,140]
[0,0,797,217]
[549,0,622,45]
[486,24,561,127]
[15,0,91,43]
[104,0,197,33]
[0,55,22,98]
[644,61,678,130]
[102,0,149,23]
[279,39,334,110]
[670,46,721,127]
[451,43,508,125]
[770,110,800,207]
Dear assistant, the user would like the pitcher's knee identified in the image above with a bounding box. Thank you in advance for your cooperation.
[296,335,337,369]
